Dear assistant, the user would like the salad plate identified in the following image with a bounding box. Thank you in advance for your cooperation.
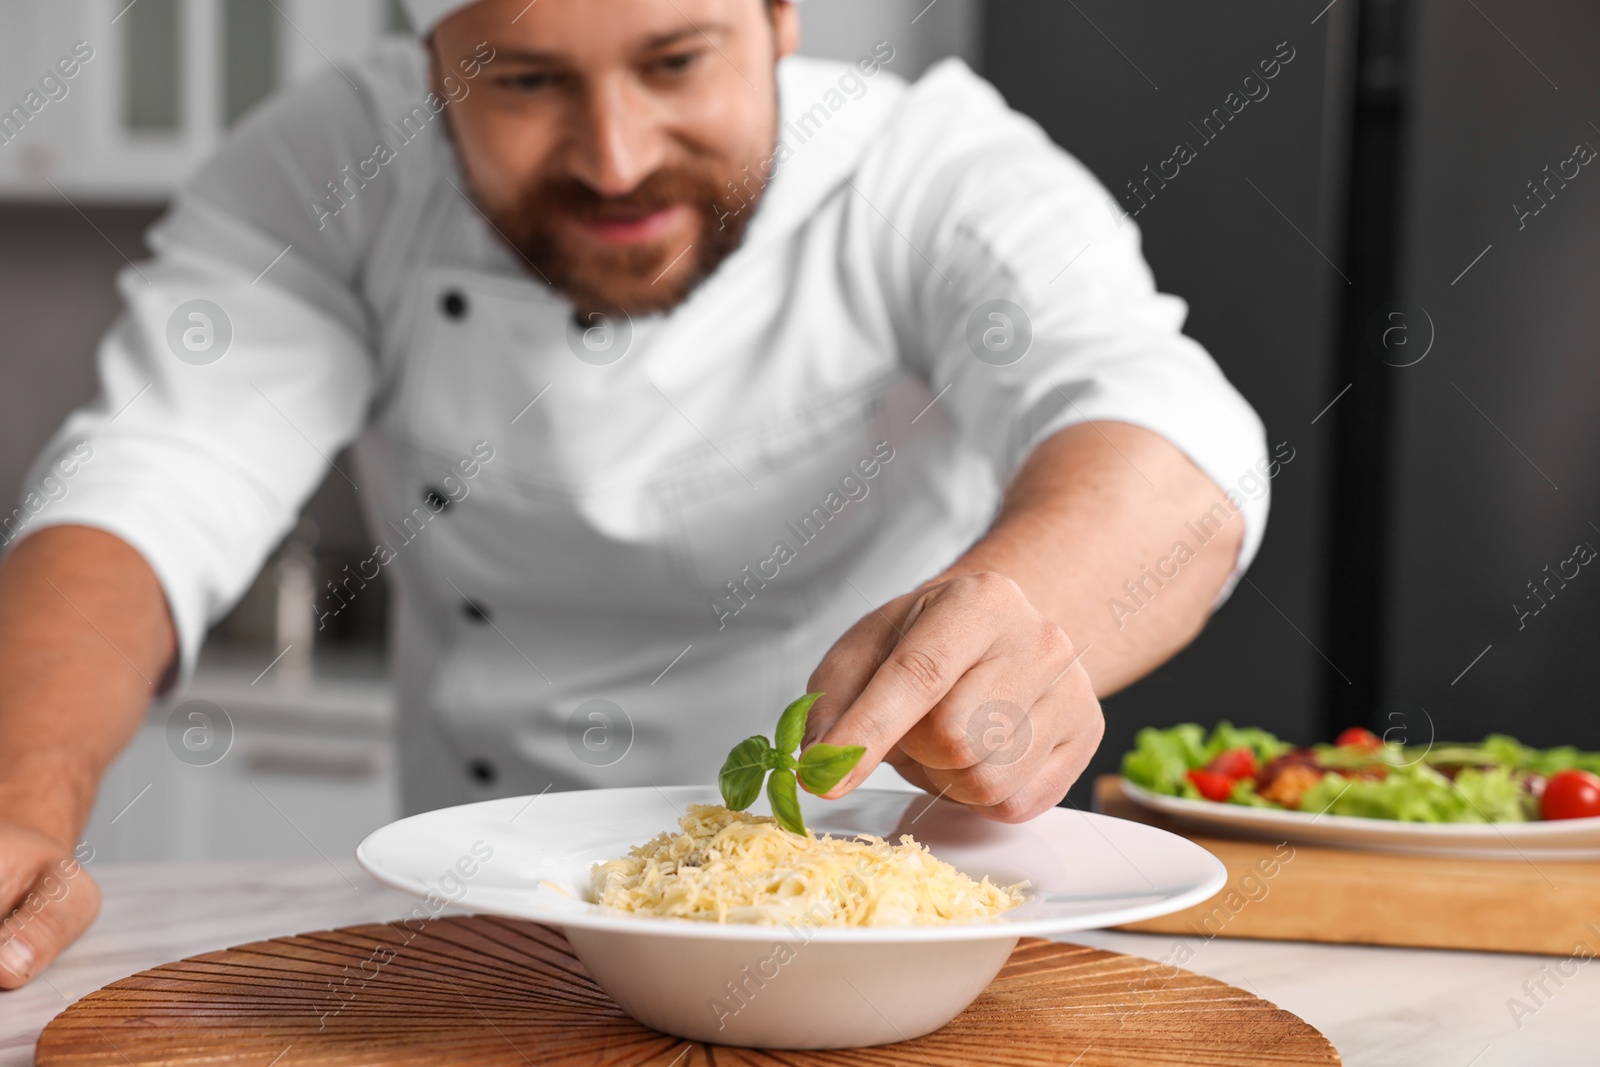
[1119,779,1600,860]
[1119,722,1600,860]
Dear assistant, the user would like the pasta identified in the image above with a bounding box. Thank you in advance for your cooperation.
[590,803,1027,926]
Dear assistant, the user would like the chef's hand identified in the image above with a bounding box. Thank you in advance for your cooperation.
[801,571,1103,822]
[0,820,99,990]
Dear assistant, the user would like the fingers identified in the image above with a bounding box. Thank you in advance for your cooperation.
[805,569,1104,819]
[880,747,937,793]
[916,659,1099,810]
[895,613,1078,772]
[800,592,913,755]
[811,574,1020,796]
[0,842,100,989]
[857,631,1101,820]
[962,729,1103,824]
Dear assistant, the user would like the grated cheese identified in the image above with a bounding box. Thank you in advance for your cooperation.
[589,803,1028,926]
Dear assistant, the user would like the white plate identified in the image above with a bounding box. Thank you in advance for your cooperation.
[356,785,1224,1047]
[1118,779,1600,860]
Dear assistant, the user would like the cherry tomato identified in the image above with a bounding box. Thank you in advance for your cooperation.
[1335,727,1382,751]
[1205,747,1258,780]
[1186,769,1237,802]
[1540,769,1600,821]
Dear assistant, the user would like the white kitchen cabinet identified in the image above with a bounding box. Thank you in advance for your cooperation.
[0,0,406,202]
[0,0,979,203]
[80,644,400,863]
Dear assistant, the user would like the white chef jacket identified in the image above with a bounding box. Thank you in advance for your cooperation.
[18,44,1269,814]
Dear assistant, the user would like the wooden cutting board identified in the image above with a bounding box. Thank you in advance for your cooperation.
[35,913,1340,1066]
[1096,775,1600,956]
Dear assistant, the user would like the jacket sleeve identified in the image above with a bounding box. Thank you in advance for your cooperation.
[862,59,1274,602]
[5,60,396,688]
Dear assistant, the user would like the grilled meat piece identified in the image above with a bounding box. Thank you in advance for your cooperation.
[1259,763,1326,808]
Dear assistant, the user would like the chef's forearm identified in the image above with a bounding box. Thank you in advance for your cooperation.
[933,421,1244,697]
[0,526,175,846]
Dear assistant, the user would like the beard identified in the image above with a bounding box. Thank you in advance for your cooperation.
[480,156,768,318]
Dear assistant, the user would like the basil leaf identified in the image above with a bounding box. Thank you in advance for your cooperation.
[774,691,822,755]
[720,735,773,811]
[797,743,867,794]
[767,768,806,835]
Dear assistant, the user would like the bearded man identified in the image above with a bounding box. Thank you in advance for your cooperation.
[0,0,1268,986]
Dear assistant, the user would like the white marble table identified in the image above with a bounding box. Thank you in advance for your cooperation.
[2,861,1594,1066]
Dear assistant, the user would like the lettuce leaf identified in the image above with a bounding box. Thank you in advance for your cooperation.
[1121,722,1291,796]
[1121,723,1206,794]
[1402,734,1600,776]
[1204,721,1294,764]
[1225,777,1283,808]
[1299,763,1529,823]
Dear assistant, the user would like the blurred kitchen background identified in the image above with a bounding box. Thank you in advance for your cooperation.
[1,0,1595,862]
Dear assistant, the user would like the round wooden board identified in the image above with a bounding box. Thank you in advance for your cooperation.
[35,914,1340,1066]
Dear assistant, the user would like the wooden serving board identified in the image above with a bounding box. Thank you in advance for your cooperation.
[1096,775,1600,956]
[35,913,1339,1066]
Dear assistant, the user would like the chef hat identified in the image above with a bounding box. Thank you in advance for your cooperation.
[400,0,794,36]
[398,0,477,36]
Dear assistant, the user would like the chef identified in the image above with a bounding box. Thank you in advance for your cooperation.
[0,0,1268,986]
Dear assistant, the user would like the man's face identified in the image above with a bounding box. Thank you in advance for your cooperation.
[431,0,799,317]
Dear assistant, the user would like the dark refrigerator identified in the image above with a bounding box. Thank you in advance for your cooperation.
[978,0,1600,804]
